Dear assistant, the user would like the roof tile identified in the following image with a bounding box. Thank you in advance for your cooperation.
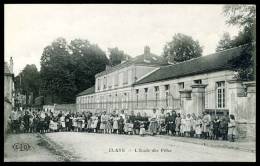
[134,45,246,85]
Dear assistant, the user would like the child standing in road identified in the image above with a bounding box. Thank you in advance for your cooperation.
[91,113,98,133]
[139,121,146,137]
[209,120,214,140]
[228,114,237,142]
[112,114,119,134]
[175,113,181,136]
[118,116,124,134]
[213,117,220,140]
[195,116,203,138]
[185,113,192,137]
[180,113,186,137]
[72,115,77,132]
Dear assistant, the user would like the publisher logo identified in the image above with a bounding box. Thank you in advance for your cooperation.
[13,143,32,151]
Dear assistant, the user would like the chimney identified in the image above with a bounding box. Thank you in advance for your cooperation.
[143,46,150,62]
[144,46,150,55]
[105,65,112,70]
[9,57,13,74]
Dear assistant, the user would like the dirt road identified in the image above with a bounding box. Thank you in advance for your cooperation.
[4,133,62,162]
[44,132,255,162]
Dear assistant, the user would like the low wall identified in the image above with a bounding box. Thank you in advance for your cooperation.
[237,122,256,141]
[229,81,256,141]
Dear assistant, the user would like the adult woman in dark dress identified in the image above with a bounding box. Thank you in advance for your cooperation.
[44,113,51,133]
[142,112,149,131]
[134,112,142,135]
[96,112,102,133]
[170,110,177,136]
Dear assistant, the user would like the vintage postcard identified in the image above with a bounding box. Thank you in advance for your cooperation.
[4,4,256,162]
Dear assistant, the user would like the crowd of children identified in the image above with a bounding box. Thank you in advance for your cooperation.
[8,108,238,142]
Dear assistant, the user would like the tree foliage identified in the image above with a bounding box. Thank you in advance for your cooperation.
[223,5,256,29]
[14,64,40,105]
[108,47,131,66]
[216,5,256,81]
[40,38,109,104]
[216,32,233,52]
[163,33,203,63]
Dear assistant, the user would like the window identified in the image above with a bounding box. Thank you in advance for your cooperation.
[144,88,148,107]
[123,70,128,84]
[154,86,159,107]
[165,85,170,107]
[178,82,184,89]
[97,79,101,90]
[91,96,94,109]
[114,74,119,86]
[116,93,118,109]
[136,89,139,108]
[124,93,128,108]
[194,79,202,84]
[87,96,89,109]
[216,81,225,108]
[108,75,112,89]
[103,95,107,109]
[103,76,107,89]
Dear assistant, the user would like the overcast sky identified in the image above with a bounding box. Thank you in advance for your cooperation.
[5,4,240,76]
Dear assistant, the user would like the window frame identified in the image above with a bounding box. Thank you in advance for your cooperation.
[216,81,225,108]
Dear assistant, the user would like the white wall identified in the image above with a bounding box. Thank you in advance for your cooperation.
[133,70,235,111]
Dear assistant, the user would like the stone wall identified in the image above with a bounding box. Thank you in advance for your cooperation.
[228,80,256,141]
[4,101,12,142]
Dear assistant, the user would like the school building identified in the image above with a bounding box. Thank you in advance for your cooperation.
[76,45,256,140]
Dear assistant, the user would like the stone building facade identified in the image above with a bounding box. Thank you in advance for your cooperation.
[4,57,14,141]
[76,45,256,140]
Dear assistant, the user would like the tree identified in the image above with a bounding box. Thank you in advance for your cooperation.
[108,47,131,66]
[69,39,109,94]
[223,5,256,29]
[40,37,75,103]
[163,33,203,63]
[216,32,233,52]
[216,5,256,81]
[40,38,109,104]
[15,64,40,106]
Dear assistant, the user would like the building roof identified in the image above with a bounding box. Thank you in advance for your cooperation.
[95,46,167,77]
[134,45,246,85]
[77,86,95,97]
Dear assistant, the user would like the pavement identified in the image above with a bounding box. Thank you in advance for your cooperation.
[4,132,256,162]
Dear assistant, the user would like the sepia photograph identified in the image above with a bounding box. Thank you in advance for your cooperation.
[4,4,256,162]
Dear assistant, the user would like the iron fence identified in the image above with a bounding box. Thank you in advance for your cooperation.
[78,98,181,112]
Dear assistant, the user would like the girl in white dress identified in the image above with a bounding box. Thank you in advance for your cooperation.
[195,116,203,138]
[180,113,186,137]
[60,113,65,132]
[72,115,77,132]
[112,114,119,134]
[185,114,192,137]
[91,114,98,133]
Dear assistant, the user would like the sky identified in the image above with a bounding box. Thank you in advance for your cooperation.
[5,4,240,76]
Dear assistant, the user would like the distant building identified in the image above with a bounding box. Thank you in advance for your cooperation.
[76,45,256,140]
[4,57,14,140]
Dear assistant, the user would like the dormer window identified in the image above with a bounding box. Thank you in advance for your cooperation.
[194,79,202,84]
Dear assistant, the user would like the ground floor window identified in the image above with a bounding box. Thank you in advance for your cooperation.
[216,81,225,108]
